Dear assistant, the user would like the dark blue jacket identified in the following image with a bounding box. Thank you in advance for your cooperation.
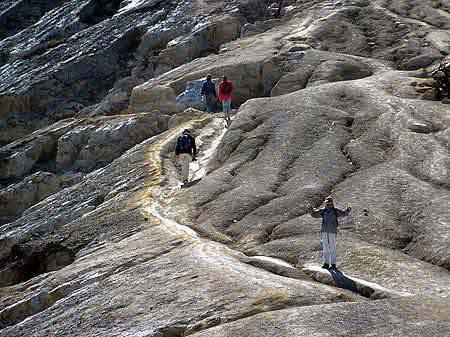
[201,80,217,97]
[311,207,351,233]
[175,134,197,157]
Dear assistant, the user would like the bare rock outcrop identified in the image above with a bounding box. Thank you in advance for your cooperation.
[0,0,254,145]
[56,112,169,171]
[0,172,63,225]
[1,1,450,336]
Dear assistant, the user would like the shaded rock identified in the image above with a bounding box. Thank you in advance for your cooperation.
[0,0,212,144]
[301,264,405,299]
[0,96,50,146]
[0,0,68,40]
[0,132,60,181]
[288,44,312,52]
[402,54,441,70]
[90,76,145,116]
[0,0,165,141]
[307,59,373,87]
[0,172,62,223]
[129,84,181,114]
[271,66,315,96]
[56,112,169,171]
[156,15,242,74]
[408,121,439,133]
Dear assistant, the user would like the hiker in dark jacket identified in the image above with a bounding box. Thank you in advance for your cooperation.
[201,74,217,113]
[274,0,284,17]
[311,196,351,270]
[175,129,197,185]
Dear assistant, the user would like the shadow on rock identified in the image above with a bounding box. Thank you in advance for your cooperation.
[329,270,359,294]
[182,178,202,188]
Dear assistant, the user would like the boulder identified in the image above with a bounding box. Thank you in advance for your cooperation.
[401,54,441,70]
[0,96,48,146]
[0,135,57,181]
[128,84,181,114]
[271,66,315,96]
[156,15,242,73]
[0,172,62,223]
[307,59,373,87]
[176,79,219,111]
[0,118,79,181]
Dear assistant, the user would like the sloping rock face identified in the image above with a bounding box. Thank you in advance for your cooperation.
[1,0,450,336]
[0,0,270,145]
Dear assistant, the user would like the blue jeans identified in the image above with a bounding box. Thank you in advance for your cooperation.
[222,99,231,113]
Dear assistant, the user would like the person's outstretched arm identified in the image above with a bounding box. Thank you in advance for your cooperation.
[335,206,351,217]
[311,208,324,218]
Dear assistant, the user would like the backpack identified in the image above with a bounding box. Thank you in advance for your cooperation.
[221,81,232,94]
[177,134,192,153]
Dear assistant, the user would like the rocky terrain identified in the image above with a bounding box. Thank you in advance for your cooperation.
[1,0,450,336]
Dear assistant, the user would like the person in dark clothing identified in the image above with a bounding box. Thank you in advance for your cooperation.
[274,0,284,18]
[310,196,351,270]
[175,129,197,185]
[200,74,217,113]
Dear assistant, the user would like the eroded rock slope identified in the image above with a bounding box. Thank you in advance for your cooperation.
[1,0,450,336]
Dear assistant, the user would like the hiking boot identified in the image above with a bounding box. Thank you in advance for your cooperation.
[330,264,338,270]
[321,263,330,269]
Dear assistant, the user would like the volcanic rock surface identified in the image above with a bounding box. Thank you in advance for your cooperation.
[1,0,450,336]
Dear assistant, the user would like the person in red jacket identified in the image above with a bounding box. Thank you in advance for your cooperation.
[218,75,234,127]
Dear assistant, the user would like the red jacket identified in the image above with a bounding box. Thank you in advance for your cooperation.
[218,80,234,101]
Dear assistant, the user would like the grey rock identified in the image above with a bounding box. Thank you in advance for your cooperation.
[176,78,219,111]
[129,84,182,114]
[0,120,72,180]
[307,59,373,87]
[0,0,242,144]
[0,171,62,223]
[1,1,450,336]
[0,118,361,335]
[56,112,169,171]
[402,54,441,70]
[188,296,450,337]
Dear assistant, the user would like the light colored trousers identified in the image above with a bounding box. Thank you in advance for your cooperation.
[178,153,191,181]
[222,99,231,113]
[321,232,337,265]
